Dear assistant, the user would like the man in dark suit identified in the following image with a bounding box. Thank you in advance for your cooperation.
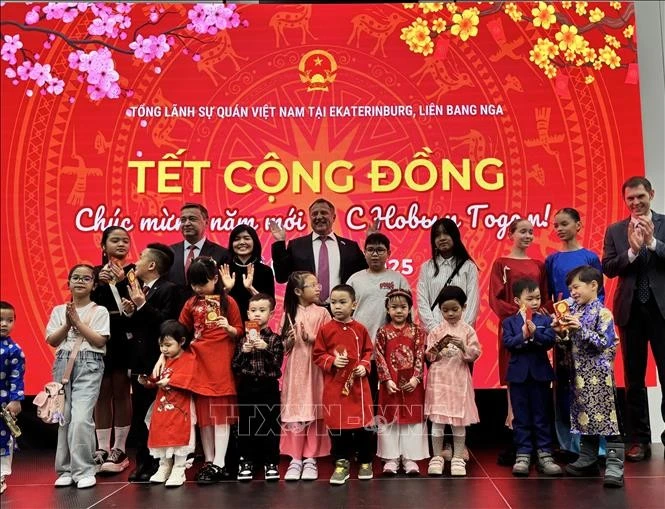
[168,203,229,309]
[270,199,367,301]
[603,176,665,461]
[123,243,179,481]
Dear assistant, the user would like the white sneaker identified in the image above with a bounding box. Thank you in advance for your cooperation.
[402,459,420,476]
[301,458,318,481]
[382,459,399,475]
[150,458,174,483]
[428,456,444,476]
[165,465,186,487]
[284,460,303,481]
[450,457,467,476]
[54,474,74,487]
[77,476,96,489]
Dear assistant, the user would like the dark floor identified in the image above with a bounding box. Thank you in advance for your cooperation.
[2,445,664,509]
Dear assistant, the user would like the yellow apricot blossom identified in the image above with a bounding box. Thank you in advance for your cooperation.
[532,1,556,30]
[604,35,621,49]
[561,1,572,8]
[593,60,603,70]
[544,64,557,78]
[504,2,522,22]
[589,7,605,22]
[432,18,447,33]
[564,48,576,62]
[450,8,480,42]
[623,24,634,39]
[419,2,444,14]
[537,37,559,59]
[403,3,416,8]
[599,45,621,68]
[575,1,588,15]
[446,2,458,14]
[573,35,589,52]
[529,46,549,68]
[555,25,579,51]
[582,47,596,63]
[400,18,434,56]
[584,75,595,84]
[610,1,621,9]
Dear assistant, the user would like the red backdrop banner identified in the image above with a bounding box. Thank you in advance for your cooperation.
[0,2,649,393]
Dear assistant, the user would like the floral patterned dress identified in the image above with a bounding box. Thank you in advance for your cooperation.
[568,299,620,436]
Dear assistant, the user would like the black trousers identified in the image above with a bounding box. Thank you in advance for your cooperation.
[236,376,281,466]
[619,295,665,444]
[329,427,374,464]
[130,378,156,466]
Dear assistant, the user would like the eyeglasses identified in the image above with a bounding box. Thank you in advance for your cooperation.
[303,283,322,289]
[70,275,94,283]
[365,248,387,255]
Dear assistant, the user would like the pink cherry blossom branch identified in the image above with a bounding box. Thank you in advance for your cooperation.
[0,20,133,54]
[131,10,178,42]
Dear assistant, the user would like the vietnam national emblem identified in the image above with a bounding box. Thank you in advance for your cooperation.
[298,50,337,92]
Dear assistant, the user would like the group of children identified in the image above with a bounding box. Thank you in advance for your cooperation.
[0,208,626,492]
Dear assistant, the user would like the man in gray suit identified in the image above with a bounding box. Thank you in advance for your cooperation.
[603,176,665,461]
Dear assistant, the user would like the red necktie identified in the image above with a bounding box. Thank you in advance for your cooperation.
[184,245,197,279]
[142,285,150,296]
[318,236,330,302]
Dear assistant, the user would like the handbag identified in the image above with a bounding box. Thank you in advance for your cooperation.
[33,304,98,425]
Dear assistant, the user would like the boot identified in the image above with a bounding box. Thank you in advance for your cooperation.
[165,455,188,488]
[603,442,624,488]
[149,458,173,483]
[566,435,600,476]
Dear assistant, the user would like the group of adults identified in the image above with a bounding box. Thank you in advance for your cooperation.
[91,176,664,482]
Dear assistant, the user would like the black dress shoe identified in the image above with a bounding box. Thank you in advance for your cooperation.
[128,468,140,482]
[219,466,236,481]
[128,460,159,482]
[196,462,226,484]
[626,443,651,462]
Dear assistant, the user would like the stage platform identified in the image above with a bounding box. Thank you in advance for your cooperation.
[2,445,663,509]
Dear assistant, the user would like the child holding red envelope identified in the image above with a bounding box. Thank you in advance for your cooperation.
[502,278,562,478]
[313,284,374,485]
[424,286,481,477]
[375,289,428,476]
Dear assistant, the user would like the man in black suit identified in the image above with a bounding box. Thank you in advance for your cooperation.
[123,243,179,481]
[603,176,665,461]
[168,203,229,309]
[270,198,367,300]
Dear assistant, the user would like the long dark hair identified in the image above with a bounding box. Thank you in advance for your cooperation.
[100,226,129,266]
[429,218,475,277]
[280,271,313,339]
[186,257,228,314]
[228,225,262,262]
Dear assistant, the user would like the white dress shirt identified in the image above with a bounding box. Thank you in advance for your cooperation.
[184,238,207,266]
[312,232,341,293]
